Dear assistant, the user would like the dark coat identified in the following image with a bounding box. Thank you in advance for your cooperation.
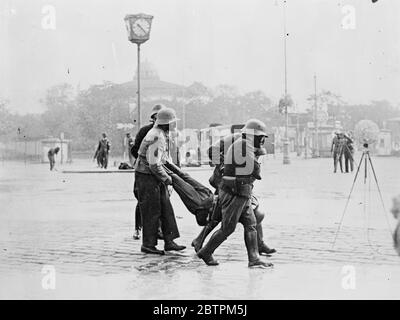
[131,123,154,159]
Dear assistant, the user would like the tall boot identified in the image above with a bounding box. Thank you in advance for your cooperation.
[245,229,273,268]
[256,223,276,255]
[192,224,214,253]
[197,230,226,266]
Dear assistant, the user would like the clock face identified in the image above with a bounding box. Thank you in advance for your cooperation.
[132,18,150,37]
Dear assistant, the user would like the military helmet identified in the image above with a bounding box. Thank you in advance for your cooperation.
[155,107,179,126]
[150,104,165,118]
[241,119,268,137]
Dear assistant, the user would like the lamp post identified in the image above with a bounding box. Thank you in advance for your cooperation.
[282,0,290,165]
[124,13,154,130]
[312,73,320,158]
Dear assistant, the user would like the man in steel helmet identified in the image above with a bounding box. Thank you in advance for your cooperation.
[132,104,165,240]
[134,107,186,255]
[191,125,276,256]
[197,119,273,268]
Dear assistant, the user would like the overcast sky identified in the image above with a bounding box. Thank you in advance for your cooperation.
[1,0,400,114]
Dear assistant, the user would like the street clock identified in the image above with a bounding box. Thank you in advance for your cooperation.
[124,13,153,44]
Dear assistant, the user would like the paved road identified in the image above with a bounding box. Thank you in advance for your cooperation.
[0,154,399,299]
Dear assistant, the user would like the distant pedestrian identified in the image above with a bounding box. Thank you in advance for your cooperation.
[126,133,135,167]
[94,133,111,169]
[331,132,343,173]
[48,147,60,171]
[343,132,354,173]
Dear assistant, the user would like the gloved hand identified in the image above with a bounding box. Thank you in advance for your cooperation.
[164,176,173,186]
[167,185,173,196]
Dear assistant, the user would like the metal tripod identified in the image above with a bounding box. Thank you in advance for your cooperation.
[331,146,393,250]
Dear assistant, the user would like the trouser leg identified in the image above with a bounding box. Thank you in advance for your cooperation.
[198,190,247,258]
[103,153,108,169]
[136,173,161,247]
[345,155,349,172]
[350,155,354,172]
[133,179,142,230]
[333,154,337,172]
[192,198,222,251]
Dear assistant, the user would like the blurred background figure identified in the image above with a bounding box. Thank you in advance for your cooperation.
[126,133,135,167]
[94,133,111,169]
[391,195,400,256]
[47,147,60,171]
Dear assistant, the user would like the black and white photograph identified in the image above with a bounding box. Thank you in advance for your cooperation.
[1,0,400,303]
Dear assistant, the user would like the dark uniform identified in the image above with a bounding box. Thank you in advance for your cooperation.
[343,134,354,173]
[197,135,270,267]
[192,133,275,255]
[331,134,342,173]
[134,126,181,252]
[132,123,154,234]
[95,137,111,169]
[48,147,59,171]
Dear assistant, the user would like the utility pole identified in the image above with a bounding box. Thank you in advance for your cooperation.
[313,73,319,158]
[282,0,290,165]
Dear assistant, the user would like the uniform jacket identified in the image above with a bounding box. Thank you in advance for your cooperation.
[331,136,340,153]
[208,132,242,166]
[135,126,172,183]
[97,138,110,153]
[224,137,261,181]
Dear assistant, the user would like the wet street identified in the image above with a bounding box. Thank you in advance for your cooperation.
[0,154,399,299]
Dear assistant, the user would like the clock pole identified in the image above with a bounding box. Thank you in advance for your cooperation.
[124,13,154,133]
[137,43,141,130]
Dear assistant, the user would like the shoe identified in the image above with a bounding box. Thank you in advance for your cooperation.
[191,239,201,253]
[197,251,219,266]
[258,243,276,255]
[164,241,186,251]
[141,245,165,255]
[133,230,140,240]
[248,259,273,268]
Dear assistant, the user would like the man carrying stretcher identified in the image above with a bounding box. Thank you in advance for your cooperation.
[193,119,276,263]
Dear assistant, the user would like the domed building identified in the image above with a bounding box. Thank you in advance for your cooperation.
[120,61,186,102]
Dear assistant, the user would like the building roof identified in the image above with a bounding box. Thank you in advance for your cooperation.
[120,61,186,95]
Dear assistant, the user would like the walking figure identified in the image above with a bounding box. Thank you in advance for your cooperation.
[331,132,342,173]
[94,133,111,169]
[197,119,273,268]
[343,132,354,173]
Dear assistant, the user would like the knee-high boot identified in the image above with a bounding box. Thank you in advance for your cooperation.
[245,228,273,268]
[244,228,259,263]
[256,223,276,255]
[197,229,226,265]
